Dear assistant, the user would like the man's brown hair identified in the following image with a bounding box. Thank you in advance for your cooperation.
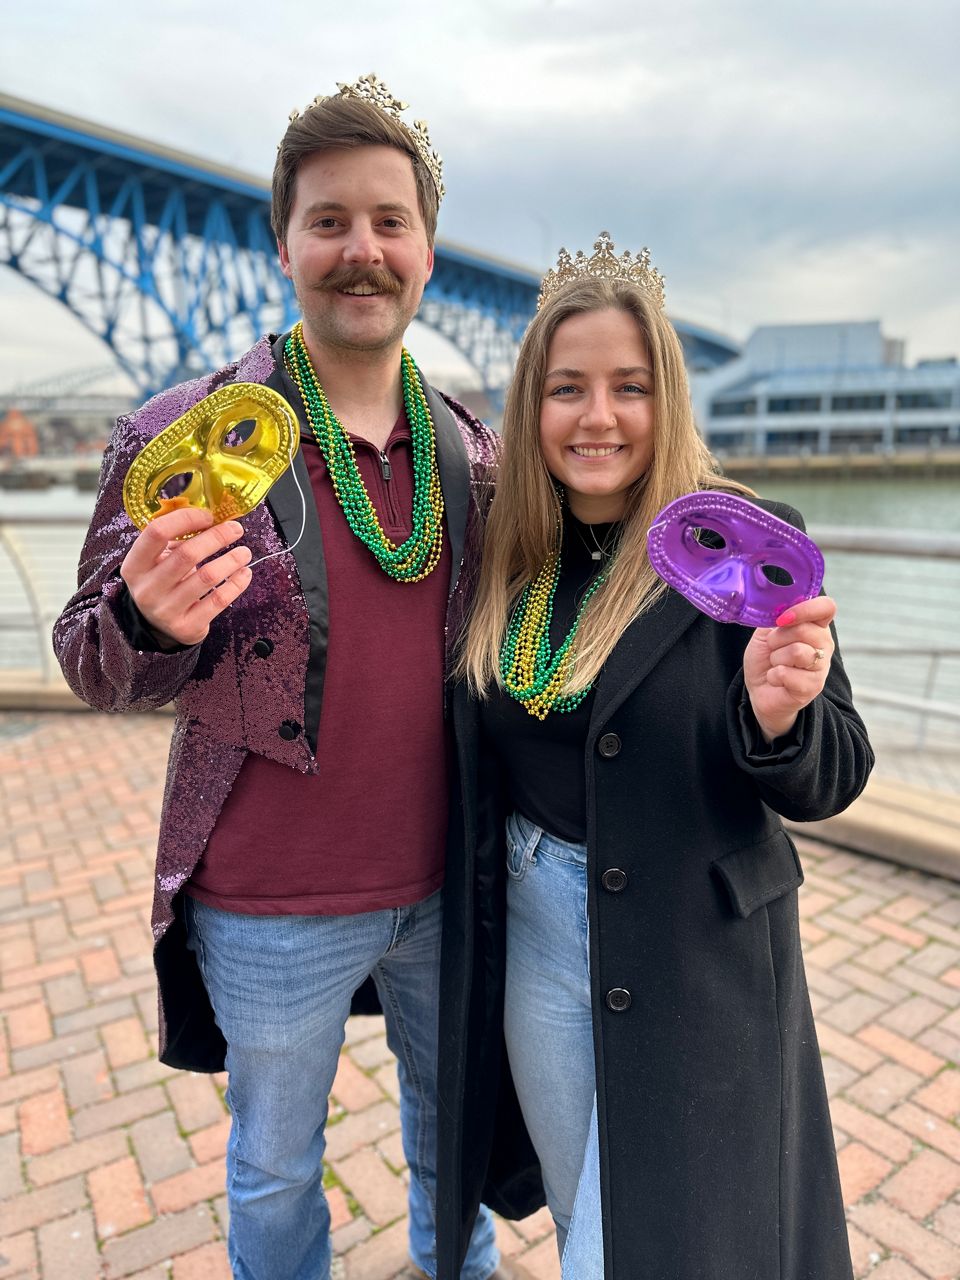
[271,98,439,246]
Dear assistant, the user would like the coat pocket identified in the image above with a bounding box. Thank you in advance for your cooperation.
[711,829,804,919]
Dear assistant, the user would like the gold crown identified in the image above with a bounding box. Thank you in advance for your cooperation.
[536,231,665,311]
[287,73,445,202]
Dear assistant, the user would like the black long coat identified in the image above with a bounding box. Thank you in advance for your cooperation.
[436,504,874,1280]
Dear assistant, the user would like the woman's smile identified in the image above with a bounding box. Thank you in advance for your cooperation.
[568,444,625,457]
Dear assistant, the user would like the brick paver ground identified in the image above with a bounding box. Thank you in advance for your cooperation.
[3,712,960,1279]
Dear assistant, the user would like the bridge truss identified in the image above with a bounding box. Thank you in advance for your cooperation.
[0,93,737,407]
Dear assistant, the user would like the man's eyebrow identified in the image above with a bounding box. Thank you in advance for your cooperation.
[298,201,416,218]
[374,202,415,218]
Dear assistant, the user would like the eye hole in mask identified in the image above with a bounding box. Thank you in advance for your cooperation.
[150,472,197,517]
[760,563,795,586]
[221,418,260,450]
[647,492,824,627]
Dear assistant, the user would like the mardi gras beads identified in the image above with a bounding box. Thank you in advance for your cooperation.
[285,323,443,583]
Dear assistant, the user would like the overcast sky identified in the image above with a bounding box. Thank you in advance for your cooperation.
[1,0,957,393]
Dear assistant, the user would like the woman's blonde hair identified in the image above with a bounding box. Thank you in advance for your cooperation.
[459,276,753,697]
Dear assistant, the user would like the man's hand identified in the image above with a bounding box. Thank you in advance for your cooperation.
[120,508,253,648]
[742,596,837,745]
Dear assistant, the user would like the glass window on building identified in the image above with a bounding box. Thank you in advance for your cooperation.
[828,429,885,453]
[895,391,953,410]
[711,398,757,417]
[706,431,752,454]
[830,394,886,411]
[765,430,820,455]
[894,425,952,445]
[767,396,822,414]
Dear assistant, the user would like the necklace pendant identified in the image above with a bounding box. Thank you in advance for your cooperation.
[591,550,602,561]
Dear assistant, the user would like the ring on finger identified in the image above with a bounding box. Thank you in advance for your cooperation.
[808,646,825,670]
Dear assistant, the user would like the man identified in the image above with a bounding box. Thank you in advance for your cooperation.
[54,75,531,1280]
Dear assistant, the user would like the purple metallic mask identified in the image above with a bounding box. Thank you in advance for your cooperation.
[646,492,824,627]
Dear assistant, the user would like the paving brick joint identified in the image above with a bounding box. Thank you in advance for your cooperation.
[3,712,960,1279]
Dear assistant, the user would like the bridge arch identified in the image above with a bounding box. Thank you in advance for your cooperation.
[0,92,738,405]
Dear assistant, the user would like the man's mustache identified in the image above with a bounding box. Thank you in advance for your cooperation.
[316,267,404,297]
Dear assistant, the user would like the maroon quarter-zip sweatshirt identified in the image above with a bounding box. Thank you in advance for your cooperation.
[187,412,451,915]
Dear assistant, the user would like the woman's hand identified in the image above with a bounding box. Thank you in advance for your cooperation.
[742,596,837,746]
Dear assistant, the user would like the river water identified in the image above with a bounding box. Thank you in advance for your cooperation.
[751,475,960,534]
[743,475,958,653]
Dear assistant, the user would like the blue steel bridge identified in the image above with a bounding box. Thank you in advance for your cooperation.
[0,92,739,407]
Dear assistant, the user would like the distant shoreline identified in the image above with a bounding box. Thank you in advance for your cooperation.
[3,446,960,493]
[719,448,960,480]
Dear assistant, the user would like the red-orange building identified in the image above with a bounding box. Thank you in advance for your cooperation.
[0,408,40,458]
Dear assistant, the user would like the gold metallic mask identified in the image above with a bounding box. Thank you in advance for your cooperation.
[122,383,300,529]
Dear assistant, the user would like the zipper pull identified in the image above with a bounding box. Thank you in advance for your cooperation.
[378,450,392,481]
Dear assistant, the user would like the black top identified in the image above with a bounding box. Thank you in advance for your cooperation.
[480,507,621,843]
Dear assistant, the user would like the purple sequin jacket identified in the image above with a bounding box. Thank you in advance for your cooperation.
[53,334,500,1071]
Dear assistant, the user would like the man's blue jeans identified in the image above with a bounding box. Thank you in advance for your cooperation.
[184,890,498,1280]
[503,812,604,1280]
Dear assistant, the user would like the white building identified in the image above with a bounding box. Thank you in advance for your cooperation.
[692,322,960,458]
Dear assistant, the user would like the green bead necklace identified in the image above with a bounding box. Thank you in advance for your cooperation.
[499,547,606,721]
[284,322,444,583]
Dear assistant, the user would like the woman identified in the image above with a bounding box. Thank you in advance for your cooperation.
[436,235,872,1279]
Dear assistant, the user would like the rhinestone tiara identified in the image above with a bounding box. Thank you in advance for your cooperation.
[287,73,444,202]
[536,231,665,311]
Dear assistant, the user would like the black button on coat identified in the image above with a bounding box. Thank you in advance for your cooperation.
[436,501,873,1280]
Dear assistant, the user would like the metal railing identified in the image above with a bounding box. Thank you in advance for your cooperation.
[840,648,960,750]
[0,515,91,690]
[814,529,960,747]
[811,526,960,560]
[2,516,959,750]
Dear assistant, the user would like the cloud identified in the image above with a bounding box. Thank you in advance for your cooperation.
[0,0,956,390]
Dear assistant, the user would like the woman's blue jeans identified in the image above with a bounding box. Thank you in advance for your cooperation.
[185,890,497,1280]
[504,812,604,1279]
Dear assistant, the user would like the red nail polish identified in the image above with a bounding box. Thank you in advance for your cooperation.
[775,610,796,627]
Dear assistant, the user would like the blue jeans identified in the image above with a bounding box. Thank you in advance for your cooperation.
[185,891,497,1280]
[503,812,604,1279]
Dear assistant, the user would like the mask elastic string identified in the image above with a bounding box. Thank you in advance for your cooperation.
[245,436,307,570]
